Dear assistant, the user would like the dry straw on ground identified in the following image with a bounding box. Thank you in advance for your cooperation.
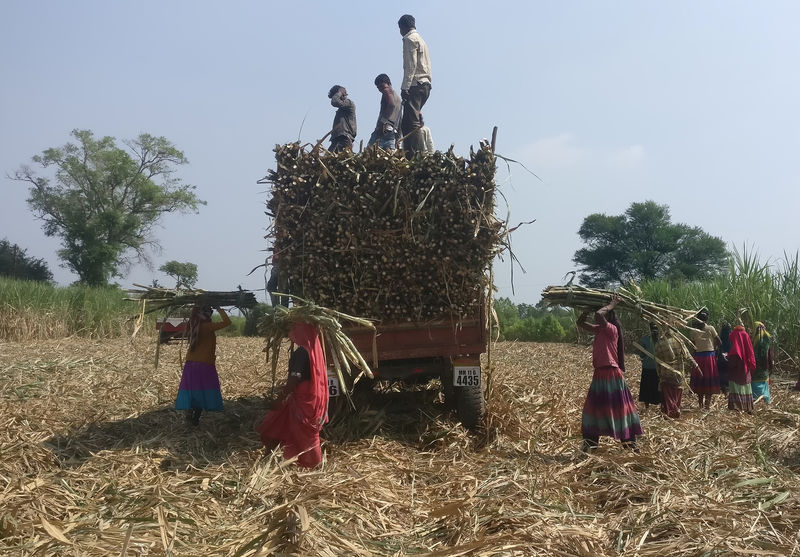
[1,337,799,555]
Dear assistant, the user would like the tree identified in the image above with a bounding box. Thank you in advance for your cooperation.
[12,129,205,286]
[494,297,519,326]
[573,201,728,287]
[535,314,566,342]
[517,303,538,320]
[0,239,53,282]
[159,260,198,289]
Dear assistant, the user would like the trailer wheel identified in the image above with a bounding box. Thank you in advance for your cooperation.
[158,331,171,344]
[455,384,485,429]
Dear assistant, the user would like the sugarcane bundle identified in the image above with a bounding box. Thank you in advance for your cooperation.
[125,284,257,314]
[126,285,258,367]
[540,283,701,348]
[259,295,376,402]
[264,142,503,323]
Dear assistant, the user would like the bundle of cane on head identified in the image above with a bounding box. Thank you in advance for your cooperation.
[540,283,704,355]
[259,295,376,405]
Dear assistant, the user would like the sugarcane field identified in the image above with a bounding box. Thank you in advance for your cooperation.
[4,4,800,557]
[3,335,800,555]
[2,141,800,555]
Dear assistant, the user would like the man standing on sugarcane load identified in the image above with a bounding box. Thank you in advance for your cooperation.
[398,14,431,154]
[328,85,356,153]
[368,74,402,150]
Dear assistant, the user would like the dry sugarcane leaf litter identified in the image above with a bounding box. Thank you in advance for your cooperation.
[1,337,799,555]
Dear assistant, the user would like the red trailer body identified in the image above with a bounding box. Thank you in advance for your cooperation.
[335,302,488,427]
[156,318,188,344]
[344,311,486,366]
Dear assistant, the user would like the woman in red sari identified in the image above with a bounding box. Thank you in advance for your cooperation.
[727,324,756,413]
[258,322,329,468]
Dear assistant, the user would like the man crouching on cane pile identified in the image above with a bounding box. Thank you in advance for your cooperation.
[258,322,329,468]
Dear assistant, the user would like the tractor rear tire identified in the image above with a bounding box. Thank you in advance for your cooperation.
[455,384,485,429]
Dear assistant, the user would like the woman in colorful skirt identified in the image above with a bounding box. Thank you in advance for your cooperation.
[727,324,756,413]
[716,323,732,394]
[175,305,231,425]
[689,309,721,409]
[654,329,694,419]
[577,295,643,451]
[259,322,329,468]
[636,323,662,411]
[751,321,774,404]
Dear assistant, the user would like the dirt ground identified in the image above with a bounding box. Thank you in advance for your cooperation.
[1,337,799,556]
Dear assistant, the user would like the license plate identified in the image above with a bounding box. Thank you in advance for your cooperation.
[454,365,481,387]
[327,374,341,397]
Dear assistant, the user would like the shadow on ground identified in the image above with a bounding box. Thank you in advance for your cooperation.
[43,382,469,467]
[325,383,456,444]
[44,395,268,468]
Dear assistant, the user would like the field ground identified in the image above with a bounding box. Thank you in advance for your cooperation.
[1,338,799,556]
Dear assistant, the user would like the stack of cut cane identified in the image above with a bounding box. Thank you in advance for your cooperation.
[264,143,503,323]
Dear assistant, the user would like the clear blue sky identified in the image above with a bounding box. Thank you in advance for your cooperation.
[2,1,798,302]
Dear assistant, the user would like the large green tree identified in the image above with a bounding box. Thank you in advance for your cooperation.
[159,260,198,289]
[0,238,53,282]
[13,129,205,286]
[573,201,728,287]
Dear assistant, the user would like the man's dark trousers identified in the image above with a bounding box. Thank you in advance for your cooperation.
[401,83,431,153]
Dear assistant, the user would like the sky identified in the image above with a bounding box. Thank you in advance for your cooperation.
[2,1,799,304]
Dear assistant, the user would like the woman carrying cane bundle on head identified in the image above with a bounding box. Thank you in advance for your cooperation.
[259,322,329,468]
[175,305,231,425]
[689,309,722,409]
[655,329,695,419]
[727,323,756,414]
[751,321,774,404]
[636,323,662,412]
[716,323,732,395]
[576,295,643,452]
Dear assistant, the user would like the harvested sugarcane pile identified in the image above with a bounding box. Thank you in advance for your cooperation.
[125,284,257,314]
[541,283,701,347]
[259,296,376,399]
[264,142,504,322]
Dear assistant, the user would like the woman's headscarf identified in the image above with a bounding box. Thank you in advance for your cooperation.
[693,309,709,331]
[753,321,771,342]
[753,321,772,363]
[649,322,659,345]
[607,309,625,372]
[719,323,732,353]
[729,325,756,371]
[288,322,329,428]
[187,305,212,351]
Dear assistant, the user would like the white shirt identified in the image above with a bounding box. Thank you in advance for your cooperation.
[420,126,434,153]
[402,29,432,92]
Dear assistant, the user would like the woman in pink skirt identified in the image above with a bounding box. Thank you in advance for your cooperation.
[689,309,721,409]
[577,295,643,452]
